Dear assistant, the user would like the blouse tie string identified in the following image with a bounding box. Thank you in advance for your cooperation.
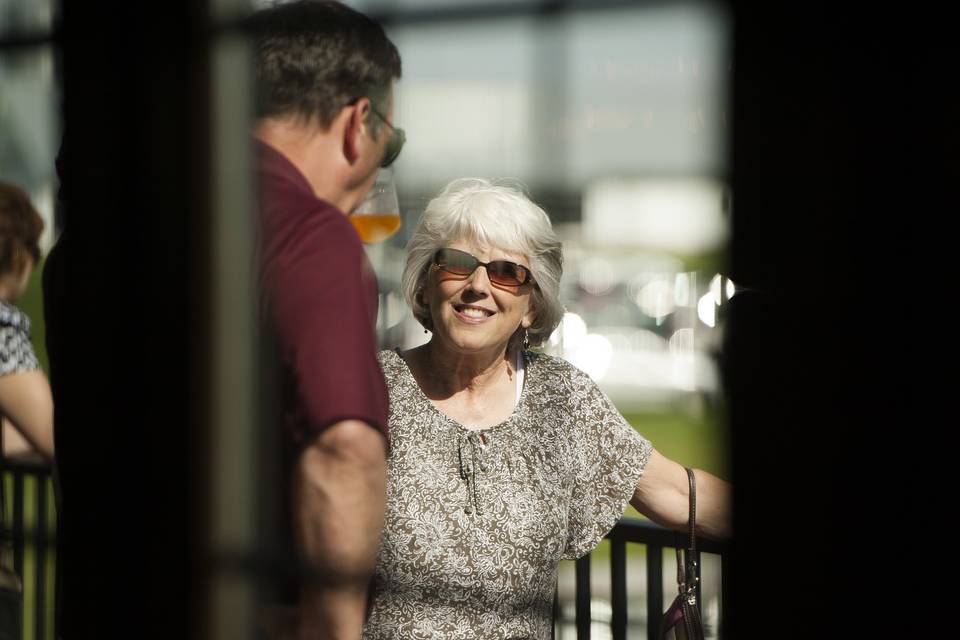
[457,431,487,515]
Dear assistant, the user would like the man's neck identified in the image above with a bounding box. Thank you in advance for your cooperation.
[255,119,352,213]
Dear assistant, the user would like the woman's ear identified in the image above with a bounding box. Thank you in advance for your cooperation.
[521,291,537,329]
[521,310,535,330]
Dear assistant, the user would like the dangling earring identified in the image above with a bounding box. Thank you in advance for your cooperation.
[522,328,530,351]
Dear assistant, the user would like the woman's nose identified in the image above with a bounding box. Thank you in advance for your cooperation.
[464,264,492,294]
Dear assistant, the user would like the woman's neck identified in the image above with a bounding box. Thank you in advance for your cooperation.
[410,339,515,399]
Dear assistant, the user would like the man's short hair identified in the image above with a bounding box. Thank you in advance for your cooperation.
[248,0,402,132]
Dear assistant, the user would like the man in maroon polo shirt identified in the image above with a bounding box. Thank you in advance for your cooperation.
[248,2,402,638]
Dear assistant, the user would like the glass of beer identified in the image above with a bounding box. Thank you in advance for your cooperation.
[350,169,401,243]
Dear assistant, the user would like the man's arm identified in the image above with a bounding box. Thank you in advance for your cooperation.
[262,205,389,638]
[630,449,732,541]
[292,419,386,640]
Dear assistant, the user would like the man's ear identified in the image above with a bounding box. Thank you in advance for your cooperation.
[342,98,372,165]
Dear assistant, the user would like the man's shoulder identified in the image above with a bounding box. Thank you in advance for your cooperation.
[258,170,345,225]
[255,138,348,225]
[258,171,359,260]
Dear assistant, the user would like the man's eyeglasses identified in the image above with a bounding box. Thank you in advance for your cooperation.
[369,106,405,168]
[432,248,536,288]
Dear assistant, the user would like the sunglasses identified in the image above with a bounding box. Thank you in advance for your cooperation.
[432,248,535,288]
[370,106,406,168]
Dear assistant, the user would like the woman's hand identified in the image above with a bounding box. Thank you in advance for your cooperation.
[629,449,731,541]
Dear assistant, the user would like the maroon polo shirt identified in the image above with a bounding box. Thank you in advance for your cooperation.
[256,139,388,447]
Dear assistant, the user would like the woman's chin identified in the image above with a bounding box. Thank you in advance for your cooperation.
[435,331,505,356]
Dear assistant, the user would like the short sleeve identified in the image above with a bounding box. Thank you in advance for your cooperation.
[0,314,40,376]
[562,367,652,559]
[263,208,389,445]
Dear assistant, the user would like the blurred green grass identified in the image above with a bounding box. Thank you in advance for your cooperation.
[623,409,729,480]
[566,405,729,564]
[15,257,47,374]
[621,407,729,524]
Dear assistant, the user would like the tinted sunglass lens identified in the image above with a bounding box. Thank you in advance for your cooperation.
[438,249,476,275]
[381,143,397,168]
[381,128,406,168]
[436,249,532,286]
[488,262,522,286]
[451,255,478,275]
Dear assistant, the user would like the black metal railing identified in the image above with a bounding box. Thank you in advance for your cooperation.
[562,516,729,640]
[1,461,726,640]
[0,457,56,640]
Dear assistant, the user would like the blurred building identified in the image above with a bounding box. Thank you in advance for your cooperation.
[351,0,733,413]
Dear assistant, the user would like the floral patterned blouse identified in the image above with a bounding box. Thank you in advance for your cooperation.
[363,349,652,640]
[0,300,39,376]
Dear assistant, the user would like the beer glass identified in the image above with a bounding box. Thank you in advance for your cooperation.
[350,169,401,243]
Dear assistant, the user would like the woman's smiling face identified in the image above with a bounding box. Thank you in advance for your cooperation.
[424,239,536,356]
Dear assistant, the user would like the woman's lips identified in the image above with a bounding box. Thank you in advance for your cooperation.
[453,304,495,322]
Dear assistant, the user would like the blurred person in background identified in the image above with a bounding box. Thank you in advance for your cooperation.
[0,180,53,462]
[364,179,731,639]
[249,1,403,638]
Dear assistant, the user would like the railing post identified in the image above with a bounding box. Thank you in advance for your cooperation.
[646,544,663,640]
[552,582,559,640]
[1,460,58,640]
[611,538,626,640]
[720,552,730,639]
[12,471,24,578]
[575,554,591,640]
[36,470,49,640]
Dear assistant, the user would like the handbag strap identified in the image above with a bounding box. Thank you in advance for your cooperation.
[675,467,698,595]
[686,467,696,555]
[0,421,5,524]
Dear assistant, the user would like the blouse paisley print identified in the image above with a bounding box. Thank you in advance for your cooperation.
[364,349,652,640]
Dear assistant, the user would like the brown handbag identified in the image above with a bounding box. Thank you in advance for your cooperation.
[661,467,705,640]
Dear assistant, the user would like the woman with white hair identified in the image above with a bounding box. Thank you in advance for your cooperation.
[363,178,731,639]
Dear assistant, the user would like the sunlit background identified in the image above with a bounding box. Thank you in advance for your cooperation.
[2,1,733,638]
[352,3,734,638]
[349,0,735,420]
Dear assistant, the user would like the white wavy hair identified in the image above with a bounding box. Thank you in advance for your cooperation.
[402,178,564,349]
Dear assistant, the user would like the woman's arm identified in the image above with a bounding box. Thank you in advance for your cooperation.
[0,369,54,460]
[629,449,731,541]
[3,416,41,459]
